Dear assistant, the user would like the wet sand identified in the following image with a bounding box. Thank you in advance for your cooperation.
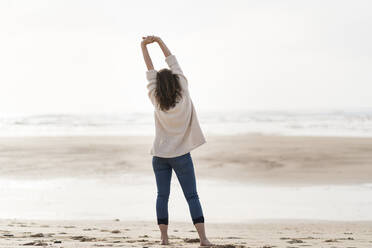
[1,134,372,185]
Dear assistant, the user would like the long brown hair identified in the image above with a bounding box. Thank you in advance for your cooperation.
[154,68,183,111]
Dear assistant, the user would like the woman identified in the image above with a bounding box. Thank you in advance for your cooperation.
[141,35,213,247]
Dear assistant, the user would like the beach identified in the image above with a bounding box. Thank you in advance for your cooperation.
[1,134,372,247]
[1,219,371,247]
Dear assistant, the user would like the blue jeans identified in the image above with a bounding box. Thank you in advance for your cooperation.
[152,152,204,225]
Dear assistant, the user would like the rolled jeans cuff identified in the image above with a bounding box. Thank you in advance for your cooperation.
[157,217,168,225]
[192,216,204,224]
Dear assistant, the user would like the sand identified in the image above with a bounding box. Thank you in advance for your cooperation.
[1,134,372,247]
[0,218,371,247]
[1,134,372,185]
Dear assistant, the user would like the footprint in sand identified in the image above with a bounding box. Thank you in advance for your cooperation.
[324,238,338,242]
[339,237,354,240]
[301,236,316,240]
[2,233,14,237]
[125,240,137,243]
[208,245,246,248]
[63,225,75,228]
[70,235,97,242]
[30,233,44,237]
[22,241,48,246]
[184,238,200,243]
[136,239,148,242]
[287,238,304,244]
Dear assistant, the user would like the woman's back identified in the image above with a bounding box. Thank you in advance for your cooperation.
[145,54,206,158]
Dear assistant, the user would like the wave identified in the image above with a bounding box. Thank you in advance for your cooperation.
[1,108,372,137]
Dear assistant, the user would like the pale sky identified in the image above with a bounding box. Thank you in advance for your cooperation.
[0,0,371,115]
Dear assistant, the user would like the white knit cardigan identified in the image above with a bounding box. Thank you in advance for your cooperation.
[145,54,206,158]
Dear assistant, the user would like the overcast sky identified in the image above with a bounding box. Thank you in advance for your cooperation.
[0,0,371,115]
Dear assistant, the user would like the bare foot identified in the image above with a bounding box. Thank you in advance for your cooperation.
[161,235,169,245]
[200,238,213,246]
[161,239,169,245]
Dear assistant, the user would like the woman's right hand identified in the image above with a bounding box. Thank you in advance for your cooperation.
[152,36,161,43]
[142,36,155,46]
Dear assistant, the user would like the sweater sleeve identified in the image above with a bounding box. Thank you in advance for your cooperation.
[165,54,189,90]
[165,54,184,75]
[146,69,157,106]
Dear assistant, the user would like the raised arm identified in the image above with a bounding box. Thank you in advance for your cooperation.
[153,36,185,77]
[141,36,155,71]
[154,37,171,57]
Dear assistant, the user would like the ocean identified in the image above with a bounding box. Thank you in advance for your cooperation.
[0,108,371,137]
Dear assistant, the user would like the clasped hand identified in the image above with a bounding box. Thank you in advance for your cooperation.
[142,35,161,46]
